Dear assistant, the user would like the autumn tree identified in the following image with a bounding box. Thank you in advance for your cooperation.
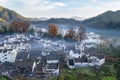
[76,26,86,42]
[48,23,58,37]
[65,27,76,39]
[9,21,30,33]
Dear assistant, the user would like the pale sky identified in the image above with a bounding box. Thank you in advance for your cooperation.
[0,0,120,18]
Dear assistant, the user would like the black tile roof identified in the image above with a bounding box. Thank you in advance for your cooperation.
[46,51,65,60]
[75,56,88,62]
[46,63,58,69]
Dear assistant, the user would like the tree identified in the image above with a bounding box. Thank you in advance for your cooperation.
[64,27,76,40]
[29,27,35,33]
[0,27,4,34]
[0,77,7,80]
[76,26,86,42]
[9,21,30,33]
[48,23,58,37]
[0,26,9,34]
[64,74,74,80]
[114,61,120,80]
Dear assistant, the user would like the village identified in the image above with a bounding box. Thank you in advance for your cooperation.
[0,29,106,80]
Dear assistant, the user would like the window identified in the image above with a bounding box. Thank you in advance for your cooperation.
[5,57,7,59]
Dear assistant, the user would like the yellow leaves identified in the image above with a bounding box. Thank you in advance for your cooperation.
[0,6,3,12]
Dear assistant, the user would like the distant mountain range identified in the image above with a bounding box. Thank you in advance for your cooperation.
[71,16,85,21]
[30,18,81,28]
[0,6,120,29]
[83,10,120,29]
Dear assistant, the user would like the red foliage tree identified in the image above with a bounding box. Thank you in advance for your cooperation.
[10,21,30,33]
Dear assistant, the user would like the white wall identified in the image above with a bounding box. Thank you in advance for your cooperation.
[47,60,59,64]
[0,50,17,63]
[75,62,89,67]
[97,58,105,66]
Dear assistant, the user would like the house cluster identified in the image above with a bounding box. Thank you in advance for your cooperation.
[67,32,105,68]
[67,49,105,68]
[0,34,32,63]
[0,32,105,79]
[42,51,65,77]
[0,33,65,79]
[83,32,102,48]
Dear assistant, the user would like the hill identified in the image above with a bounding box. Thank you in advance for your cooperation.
[30,18,82,28]
[83,10,120,29]
[0,6,27,22]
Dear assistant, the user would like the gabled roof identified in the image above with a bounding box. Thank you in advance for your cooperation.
[46,51,64,60]
[89,54,105,59]
[66,45,76,51]
[46,63,58,69]
[29,50,42,59]
[16,51,28,60]
[72,50,81,54]
[75,56,88,62]
[84,49,98,54]
[14,60,34,68]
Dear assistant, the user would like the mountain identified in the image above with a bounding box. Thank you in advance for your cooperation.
[83,10,120,29]
[71,16,85,21]
[39,17,49,21]
[30,18,82,28]
[0,6,27,22]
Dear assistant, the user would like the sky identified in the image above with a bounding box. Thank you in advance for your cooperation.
[0,0,120,18]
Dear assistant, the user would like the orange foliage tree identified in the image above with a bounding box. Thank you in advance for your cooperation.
[48,24,58,37]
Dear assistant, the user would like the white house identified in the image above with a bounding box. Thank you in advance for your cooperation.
[75,43,84,51]
[88,54,105,66]
[67,50,105,68]
[74,56,89,67]
[0,48,17,63]
[46,51,64,64]
[68,50,84,58]
[67,58,75,68]
[67,55,89,68]
[44,63,59,76]
[82,32,102,48]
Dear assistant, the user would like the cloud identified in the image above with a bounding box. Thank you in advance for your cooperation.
[0,0,67,18]
[52,2,66,7]
[89,0,97,2]
[0,0,8,2]
[0,0,66,10]
[0,0,120,18]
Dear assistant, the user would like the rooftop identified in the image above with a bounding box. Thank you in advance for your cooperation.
[46,63,58,69]
[75,55,88,62]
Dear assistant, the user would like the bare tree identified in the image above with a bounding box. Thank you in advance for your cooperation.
[76,26,86,42]
[65,27,76,40]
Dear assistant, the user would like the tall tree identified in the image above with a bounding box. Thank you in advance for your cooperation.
[65,27,76,40]
[76,26,86,42]
[48,23,58,37]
